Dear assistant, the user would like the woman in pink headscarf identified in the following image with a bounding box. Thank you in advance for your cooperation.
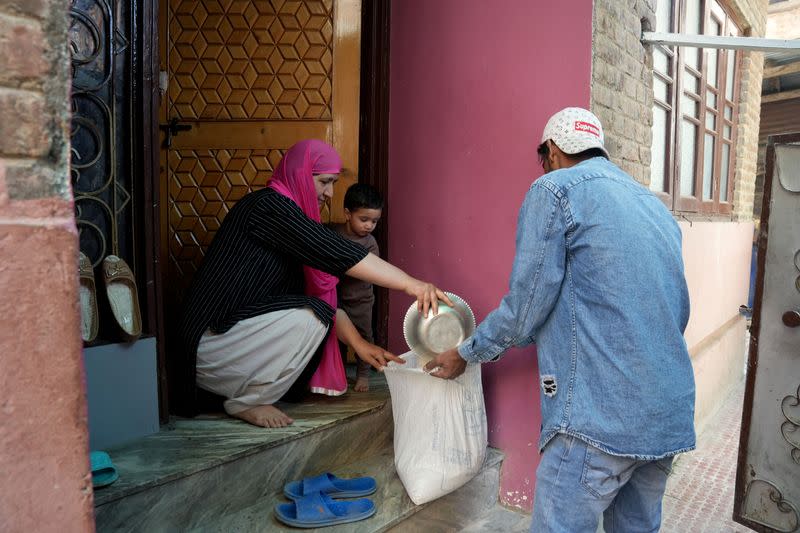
[178,140,450,428]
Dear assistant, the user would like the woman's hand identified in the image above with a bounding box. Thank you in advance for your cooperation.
[404,279,454,317]
[345,255,453,316]
[354,341,405,371]
[335,308,404,370]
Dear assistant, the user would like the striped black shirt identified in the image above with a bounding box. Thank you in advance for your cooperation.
[174,188,368,412]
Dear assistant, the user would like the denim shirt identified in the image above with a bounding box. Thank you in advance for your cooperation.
[459,157,696,459]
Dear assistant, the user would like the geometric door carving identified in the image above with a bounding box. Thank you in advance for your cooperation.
[168,148,284,278]
[167,0,334,121]
[161,0,360,301]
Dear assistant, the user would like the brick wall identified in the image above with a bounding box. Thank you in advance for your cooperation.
[591,0,768,221]
[730,0,768,221]
[755,98,800,219]
[0,1,95,532]
[765,0,800,40]
[754,3,800,221]
[591,0,656,184]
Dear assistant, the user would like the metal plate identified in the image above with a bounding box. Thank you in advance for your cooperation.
[403,292,476,358]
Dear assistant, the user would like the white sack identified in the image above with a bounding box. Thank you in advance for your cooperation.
[384,351,488,505]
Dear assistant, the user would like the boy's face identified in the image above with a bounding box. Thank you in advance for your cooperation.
[345,207,382,237]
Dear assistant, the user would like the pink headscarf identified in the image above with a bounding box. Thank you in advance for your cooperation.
[268,140,348,396]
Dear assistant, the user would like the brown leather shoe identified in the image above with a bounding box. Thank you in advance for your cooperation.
[79,252,99,343]
[102,255,142,342]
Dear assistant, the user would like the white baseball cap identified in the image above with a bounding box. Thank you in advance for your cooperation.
[541,107,609,158]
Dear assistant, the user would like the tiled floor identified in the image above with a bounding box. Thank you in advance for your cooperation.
[472,380,754,533]
[661,382,751,533]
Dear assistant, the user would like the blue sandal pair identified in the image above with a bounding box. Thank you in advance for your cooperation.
[275,472,377,528]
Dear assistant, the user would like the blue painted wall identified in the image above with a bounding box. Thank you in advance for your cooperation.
[83,337,159,450]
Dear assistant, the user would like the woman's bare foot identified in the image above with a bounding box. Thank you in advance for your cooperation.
[354,375,370,392]
[233,405,293,428]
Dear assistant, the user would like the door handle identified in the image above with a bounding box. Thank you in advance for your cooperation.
[159,118,193,148]
[783,309,800,328]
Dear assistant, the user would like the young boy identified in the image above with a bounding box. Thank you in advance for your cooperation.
[332,183,383,392]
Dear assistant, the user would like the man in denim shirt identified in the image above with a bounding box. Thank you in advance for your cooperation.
[426,108,695,532]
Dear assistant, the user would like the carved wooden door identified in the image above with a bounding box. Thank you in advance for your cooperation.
[158,0,361,314]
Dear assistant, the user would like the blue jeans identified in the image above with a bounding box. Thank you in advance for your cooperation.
[531,434,673,533]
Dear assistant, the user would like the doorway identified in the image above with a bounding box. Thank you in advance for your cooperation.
[153,0,391,416]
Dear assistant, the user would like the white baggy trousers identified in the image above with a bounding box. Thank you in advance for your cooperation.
[196,308,327,415]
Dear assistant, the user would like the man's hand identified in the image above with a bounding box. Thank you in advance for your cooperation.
[404,279,454,317]
[424,347,467,379]
[354,341,405,371]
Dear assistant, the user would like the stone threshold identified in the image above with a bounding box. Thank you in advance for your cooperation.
[93,373,391,507]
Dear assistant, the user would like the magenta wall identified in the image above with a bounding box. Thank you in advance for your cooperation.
[388,0,593,510]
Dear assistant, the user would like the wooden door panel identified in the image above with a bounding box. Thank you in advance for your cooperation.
[160,0,360,302]
[170,121,330,149]
[167,147,282,280]
[168,0,334,121]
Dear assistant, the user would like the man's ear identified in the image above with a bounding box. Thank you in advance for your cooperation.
[547,141,561,169]
[343,208,351,219]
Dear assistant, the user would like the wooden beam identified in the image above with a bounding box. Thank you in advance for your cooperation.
[764,61,800,79]
[642,32,800,52]
[762,88,800,103]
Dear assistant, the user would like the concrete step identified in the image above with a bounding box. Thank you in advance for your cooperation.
[94,372,509,532]
[459,505,530,532]
[201,448,505,532]
[386,449,508,533]
[94,378,394,532]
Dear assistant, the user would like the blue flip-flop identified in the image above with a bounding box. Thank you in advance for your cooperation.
[275,492,375,528]
[89,451,119,488]
[284,472,377,500]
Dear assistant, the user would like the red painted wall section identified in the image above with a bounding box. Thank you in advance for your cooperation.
[0,166,94,532]
[0,0,95,529]
[388,0,593,510]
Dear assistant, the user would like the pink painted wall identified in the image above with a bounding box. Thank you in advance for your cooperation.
[0,1,95,530]
[0,183,95,532]
[679,221,753,350]
[388,0,593,510]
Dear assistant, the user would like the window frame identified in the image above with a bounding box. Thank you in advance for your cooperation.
[651,0,742,215]
[650,0,677,205]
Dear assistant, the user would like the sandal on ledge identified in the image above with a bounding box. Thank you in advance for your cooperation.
[78,252,99,343]
[102,255,142,342]
[284,472,377,500]
[275,492,375,528]
[90,451,119,488]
